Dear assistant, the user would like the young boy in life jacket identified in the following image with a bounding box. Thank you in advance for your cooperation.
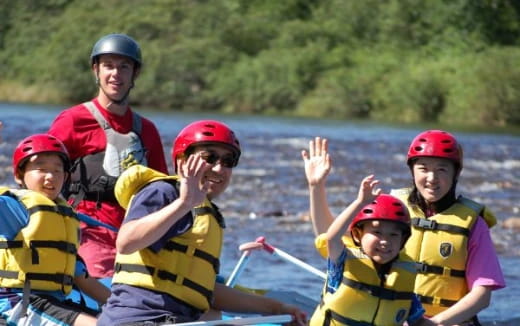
[0,134,110,326]
[308,174,436,326]
[97,120,307,326]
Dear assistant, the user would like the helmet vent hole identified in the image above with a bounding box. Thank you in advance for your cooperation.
[414,146,423,152]
[362,208,374,214]
[201,131,214,137]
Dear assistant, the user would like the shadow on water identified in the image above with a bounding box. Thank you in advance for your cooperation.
[1,102,519,325]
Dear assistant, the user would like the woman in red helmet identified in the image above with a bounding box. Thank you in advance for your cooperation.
[309,175,435,326]
[0,134,109,326]
[97,120,307,326]
[302,131,505,326]
[390,130,505,325]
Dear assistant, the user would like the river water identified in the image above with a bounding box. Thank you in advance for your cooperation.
[1,102,519,325]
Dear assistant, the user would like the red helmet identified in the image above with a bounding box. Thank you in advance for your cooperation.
[13,134,70,174]
[172,120,241,170]
[349,194,411,244]
[407,130,462,167]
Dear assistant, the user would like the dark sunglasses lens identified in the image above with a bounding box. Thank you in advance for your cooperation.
[220,156,236,168]
[200,152,236,168]
[201,153,219,164]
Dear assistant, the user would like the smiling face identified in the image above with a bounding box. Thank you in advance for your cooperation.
[412,156,456,204]
[182,144,235,200]
[94,54,139,106]
[15,153,67,200]
[352,220,404,265]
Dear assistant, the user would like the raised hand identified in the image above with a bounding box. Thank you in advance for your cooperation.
[301,137,331,186]
[357,174,381,206]
[177,153,211,208]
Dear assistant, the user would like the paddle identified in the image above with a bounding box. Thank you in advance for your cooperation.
[256,236,326,280]
[226,237,265,287]
[164,314,293,326]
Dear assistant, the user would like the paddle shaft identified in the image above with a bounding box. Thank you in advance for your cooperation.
[258,237,326,280]
[165,314,293,326]
[226,250,251,287]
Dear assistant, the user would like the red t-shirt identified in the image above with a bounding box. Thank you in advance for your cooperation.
[48,98,168,277]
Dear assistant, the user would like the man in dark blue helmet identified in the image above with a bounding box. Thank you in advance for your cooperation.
[48,34,168,279]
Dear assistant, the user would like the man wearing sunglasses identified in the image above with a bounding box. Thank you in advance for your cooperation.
[97,120,307,326]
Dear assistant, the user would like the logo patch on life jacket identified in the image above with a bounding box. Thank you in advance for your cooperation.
[395,308,407,323]
[439,242,453,258]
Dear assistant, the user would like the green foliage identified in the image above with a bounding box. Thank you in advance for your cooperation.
[209,42,324,113]
[1,0,520,126]
[446,47,520,125]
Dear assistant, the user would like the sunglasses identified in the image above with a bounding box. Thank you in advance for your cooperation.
[199,151,237,168]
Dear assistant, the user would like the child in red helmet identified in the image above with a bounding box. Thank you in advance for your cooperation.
[0,134,110,325]
[97,120,307,326]
[309,175,435,326]
[302,131,505,326]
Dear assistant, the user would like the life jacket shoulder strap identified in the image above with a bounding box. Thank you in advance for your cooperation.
[457,195,497,228]
[83,101,110,130]
[193,203,226,229]
[83,101,143,135]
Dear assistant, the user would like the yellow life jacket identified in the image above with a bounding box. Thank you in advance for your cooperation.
[0,188,79,294]
[311,237,417,326]
[390,188,496,316]
[112,165,225,312]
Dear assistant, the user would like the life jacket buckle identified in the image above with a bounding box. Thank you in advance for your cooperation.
[432,296,442,305]
[417,218,437,230]
[416,262,429,273]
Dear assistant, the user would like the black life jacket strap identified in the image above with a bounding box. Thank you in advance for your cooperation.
[26,205,78,221]
[163,241,220,274]
[0,270,73,287]
[411,218,470,236]
[418,294,458,307]
[342,278,414,300]
[114,263,213,305]
[323,308,373,326]
[416,262,465,277]
[0,240,76,264]
[193,203,226,228]
[0,240,23,249]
